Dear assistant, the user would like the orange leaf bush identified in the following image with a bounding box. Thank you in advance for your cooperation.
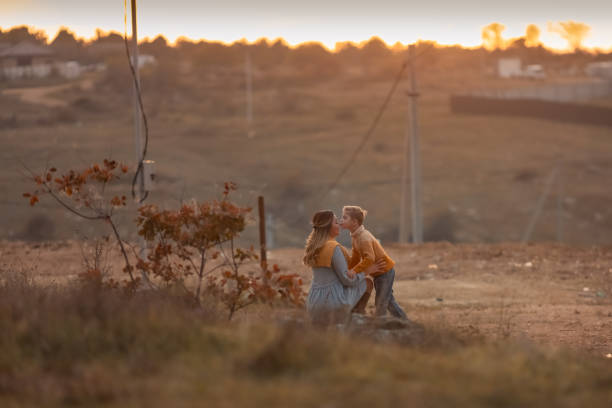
[25,163,304,318]
[23,159,137,287]
[135,182,305,319]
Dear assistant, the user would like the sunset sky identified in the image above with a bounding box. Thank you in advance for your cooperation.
[2,0,612,51]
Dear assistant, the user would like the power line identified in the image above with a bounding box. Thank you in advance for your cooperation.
[288,43,437,229]
[284,61,409,230]
[316,43,436,205]
[123,0,149,204]
[317,61,408,202]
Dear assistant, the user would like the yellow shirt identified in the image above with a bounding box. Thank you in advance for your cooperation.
[348,225,395,276]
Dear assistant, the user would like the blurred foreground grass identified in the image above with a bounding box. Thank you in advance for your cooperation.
[1,269,611,408]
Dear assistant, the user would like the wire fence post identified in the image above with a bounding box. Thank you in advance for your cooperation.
[522,166,559,243]
[258,196,267,271]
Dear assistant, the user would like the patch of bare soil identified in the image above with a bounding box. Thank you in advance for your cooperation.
[1,76,94,107]
[1,240,611,355]
[272,243,612,355]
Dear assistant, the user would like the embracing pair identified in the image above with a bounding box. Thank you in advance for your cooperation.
[303,205,408,325]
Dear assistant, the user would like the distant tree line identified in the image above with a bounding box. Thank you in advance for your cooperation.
[2,24,610,94]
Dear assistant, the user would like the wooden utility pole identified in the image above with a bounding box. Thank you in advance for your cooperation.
[258,196,267,270]
[399,44,423,243]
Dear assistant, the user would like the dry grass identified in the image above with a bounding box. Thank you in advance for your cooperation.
[1,266,611,407]
[1,63,612,248]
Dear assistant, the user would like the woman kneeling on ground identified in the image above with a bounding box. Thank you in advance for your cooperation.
[303,210,383,325]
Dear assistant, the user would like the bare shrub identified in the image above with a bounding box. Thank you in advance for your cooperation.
[53,108,78,123]
[71,96,104,112]
[77,235,115,289]
[514,169,538,182]
[425,213,456,243]
[23,159,136,288]
[335,107,355,121]
[0,114,18,129]
[495,294,519,339]
[19,214,56,241]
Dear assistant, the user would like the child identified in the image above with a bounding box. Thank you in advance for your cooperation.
[341,205,408,319]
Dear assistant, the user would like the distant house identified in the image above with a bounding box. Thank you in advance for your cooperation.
[498,58,546,80]
[0,41,87,81]
[137,54,156,69]
[498,58,522,78]
[0,41,55,80]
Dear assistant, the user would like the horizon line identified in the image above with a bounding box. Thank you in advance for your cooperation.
[2,24,612,55]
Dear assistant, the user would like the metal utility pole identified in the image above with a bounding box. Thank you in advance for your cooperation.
[399,101,410,243]
[245,48,254,138]
[131,0,144,199]
[399,44,423,244]
[130,0,152,287]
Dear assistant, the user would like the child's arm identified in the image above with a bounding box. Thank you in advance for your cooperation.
[352,239,375,274]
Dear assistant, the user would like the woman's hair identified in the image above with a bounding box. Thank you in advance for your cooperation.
[303,210,334,267]
[342,205,367,226]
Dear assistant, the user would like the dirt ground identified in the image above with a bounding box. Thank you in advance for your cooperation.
[1,240,611,356]
[1,76,95,107]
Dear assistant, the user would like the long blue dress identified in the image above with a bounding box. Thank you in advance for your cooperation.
[306,246,367,324]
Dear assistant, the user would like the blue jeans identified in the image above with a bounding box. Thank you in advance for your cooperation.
[373,268,407,319]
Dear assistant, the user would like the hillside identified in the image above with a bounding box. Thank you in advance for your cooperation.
[1,44,612,247]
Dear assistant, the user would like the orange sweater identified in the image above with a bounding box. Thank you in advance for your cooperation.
[348,225,395,276]
[313,240,351,268]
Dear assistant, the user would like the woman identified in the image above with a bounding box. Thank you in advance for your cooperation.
[303,210,383,325]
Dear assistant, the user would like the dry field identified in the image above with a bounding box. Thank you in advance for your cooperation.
[1,238,612,406]
[1,68,612,247]
[2,239,610,355]
[1,43,611,407]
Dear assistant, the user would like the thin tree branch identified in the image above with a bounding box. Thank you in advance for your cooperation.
[46,188,105,220]
[107,216,135,283]
[195,248,207,301]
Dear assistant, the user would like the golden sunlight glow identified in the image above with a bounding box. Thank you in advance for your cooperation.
[525,24,541,47]
[6,23,607,55]
[547,21,591,52]
[1,10,611,54]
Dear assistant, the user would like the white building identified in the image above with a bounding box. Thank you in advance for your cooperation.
[0,41,86,81]
[0,41,55,80]
[498,58,522,78]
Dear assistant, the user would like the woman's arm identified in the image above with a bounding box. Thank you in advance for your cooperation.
[331,246,363,287]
